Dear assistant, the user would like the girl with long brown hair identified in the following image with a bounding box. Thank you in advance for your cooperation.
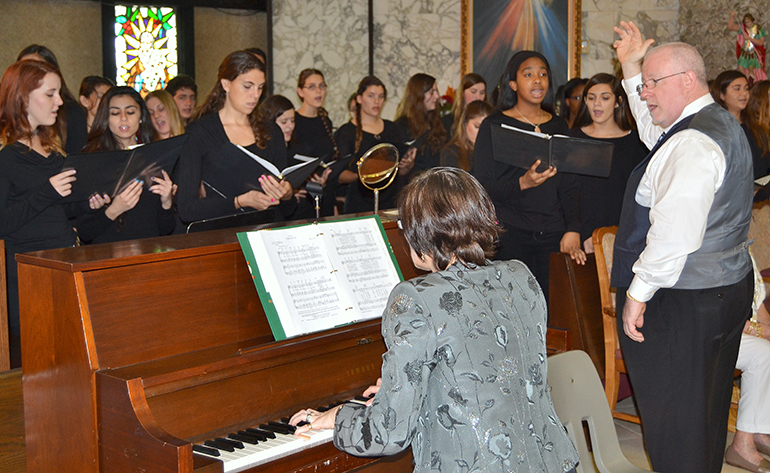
[175,50,295,224]
[744,80,770,178]
[439,99,493,172]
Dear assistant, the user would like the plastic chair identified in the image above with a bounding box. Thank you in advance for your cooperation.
[548,350,656,473]
[592,226,640,424]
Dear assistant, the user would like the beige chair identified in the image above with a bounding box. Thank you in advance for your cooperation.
[548,350,656,473]
[592,226,640,424]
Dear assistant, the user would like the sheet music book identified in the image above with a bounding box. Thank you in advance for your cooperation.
[233,144,321,188]
[237,215,404,340]
[60,134,188,202]
[490,123,615,177]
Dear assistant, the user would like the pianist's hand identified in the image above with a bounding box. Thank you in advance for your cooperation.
[289,405,342,436]
[363,378,382,406]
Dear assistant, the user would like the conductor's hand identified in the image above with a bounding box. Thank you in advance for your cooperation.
[238,189,280,211]
[622,296,646,343]
[50,169,77,197]
[398,148,416,176]
[363,378,382,406]
[105,179,143,220]
[260,175,293,201]
[561,231,586,265]
[149,170,176,210]
[519,160,556,190]
[613,21,655,76]
[289,406,341,436]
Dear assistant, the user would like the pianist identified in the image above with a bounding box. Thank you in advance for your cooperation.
[290,168,578,472]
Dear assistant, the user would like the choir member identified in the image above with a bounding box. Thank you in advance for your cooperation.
[569,73,648,252]
[165,74,197,126]
[560,77,587,128]
[443,73,487,135]
[77,86,175,244]
[78,75,114,133]
[744,80,770,179]
[393,73,447,174]
[293,69,340,162]
[145,90,185,140]
[0,60,100,367]
[175,50,295,224]
[440,99,493,172]
[474,50,585,300]
[17,44,88,154]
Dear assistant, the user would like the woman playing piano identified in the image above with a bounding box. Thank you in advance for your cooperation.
[175,50,295,224]
[290,168,579,472]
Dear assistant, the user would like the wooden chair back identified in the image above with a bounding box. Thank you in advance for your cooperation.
[592,226,641,424]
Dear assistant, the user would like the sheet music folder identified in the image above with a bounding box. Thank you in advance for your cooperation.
[490,123,614,177]
[60,134,188,202]
[237,215,403,341]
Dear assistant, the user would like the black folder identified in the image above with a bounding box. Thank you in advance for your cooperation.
[61,135,188,202]
[490,124,614,177]
[212,143,321,193]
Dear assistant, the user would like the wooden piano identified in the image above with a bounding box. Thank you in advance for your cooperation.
[17,216,570,473]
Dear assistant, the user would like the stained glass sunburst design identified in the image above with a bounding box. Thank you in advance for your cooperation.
[114,5,178,97]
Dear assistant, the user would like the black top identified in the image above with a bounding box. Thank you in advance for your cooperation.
[742,123,770,179]
[440,143,474,172]
[568,128,649,242]
[391,116,446,174]
[76,183,176,244]
[334,120,404,214]
[175,112,295,223]
[292,114,338,162]
[441,113,455,135]
[473,110,581,234]
[63,101,88,155]
[0,143,80,252]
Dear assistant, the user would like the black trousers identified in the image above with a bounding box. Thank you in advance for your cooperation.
[617,272,753,473]
[495,227,562,302]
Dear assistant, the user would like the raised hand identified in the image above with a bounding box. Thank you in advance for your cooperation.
[612,21,655,76]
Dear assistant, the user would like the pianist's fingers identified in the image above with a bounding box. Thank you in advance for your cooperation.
[288,409,310,427]
[363,378,383,405]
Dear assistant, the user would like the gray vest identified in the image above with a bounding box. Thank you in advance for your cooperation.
[611,103,753,290]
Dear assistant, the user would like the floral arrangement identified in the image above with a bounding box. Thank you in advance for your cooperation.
[438,86,455,117]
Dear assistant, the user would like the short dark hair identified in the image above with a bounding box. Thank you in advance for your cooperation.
[79,75,115,99]
[710,70,746,110]
[166,74,197,97]
[398,167,500,270]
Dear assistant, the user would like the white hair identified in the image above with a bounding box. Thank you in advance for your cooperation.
[646,42,707,86]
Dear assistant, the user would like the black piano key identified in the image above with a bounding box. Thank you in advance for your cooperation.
[204,439,235,452]
[246,427,275,439]
[215,437,244,449]
[229,433,259,445]
[193,444,220,457]
[354,395,369,402]
[260,423,292,435]
[269,420,296,433]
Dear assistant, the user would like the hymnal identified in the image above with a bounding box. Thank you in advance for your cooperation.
[238,215,403,340]
[233,144,321,188]
[60,134,187,202]
[490,123,615,177]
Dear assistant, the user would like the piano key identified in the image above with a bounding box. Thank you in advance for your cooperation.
[245,427,275,439]
[268,420,296,433]
[259,423,292,435]
[228,433,258,444]
[204,439,235,452]
[215,437,244,449]
[193,444,220,457]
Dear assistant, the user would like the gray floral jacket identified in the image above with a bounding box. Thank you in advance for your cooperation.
[334,260,579,472]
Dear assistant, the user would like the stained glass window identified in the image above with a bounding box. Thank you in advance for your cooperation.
[114,5,178,97]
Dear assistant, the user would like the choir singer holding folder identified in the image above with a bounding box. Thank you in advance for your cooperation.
[473,51,585,301]
[175,51,296,224]
[289,168,579,473]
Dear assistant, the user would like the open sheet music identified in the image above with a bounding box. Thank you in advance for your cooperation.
[237,215,403,340]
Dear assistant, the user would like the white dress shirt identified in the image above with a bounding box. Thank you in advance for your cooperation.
[622,74,726,302]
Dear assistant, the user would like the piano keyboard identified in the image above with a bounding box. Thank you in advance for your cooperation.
[193,397,369,472]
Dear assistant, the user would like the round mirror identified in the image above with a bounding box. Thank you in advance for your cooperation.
[356,143,399,213]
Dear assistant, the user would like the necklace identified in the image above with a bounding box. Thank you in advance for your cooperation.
[514,107,543,133]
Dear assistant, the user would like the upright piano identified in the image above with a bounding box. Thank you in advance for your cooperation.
[18,217,417,473]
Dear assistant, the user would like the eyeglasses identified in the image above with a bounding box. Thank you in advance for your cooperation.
[636,72,686,95]
[303,83,327,92]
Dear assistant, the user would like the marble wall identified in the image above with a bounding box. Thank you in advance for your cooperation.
[581,0,680,78]
[272,0,369,127]
[680,1,769,80]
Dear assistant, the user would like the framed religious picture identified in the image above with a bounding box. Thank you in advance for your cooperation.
[102,4,194,98]
[461,0,581,92]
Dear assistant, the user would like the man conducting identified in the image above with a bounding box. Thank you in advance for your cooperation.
[611,21,754,473]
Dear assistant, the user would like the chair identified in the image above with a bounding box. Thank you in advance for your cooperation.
[548,350,656,473]
[592,226,640,424]
[0,240,9,371]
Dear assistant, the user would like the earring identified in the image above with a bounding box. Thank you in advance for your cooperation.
[420,253,426,262]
